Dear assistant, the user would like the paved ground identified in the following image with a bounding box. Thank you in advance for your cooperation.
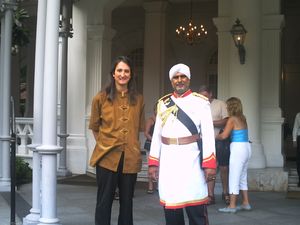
[1,178,300,225]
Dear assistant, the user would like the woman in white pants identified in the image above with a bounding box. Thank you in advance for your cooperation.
[216,97,252,213]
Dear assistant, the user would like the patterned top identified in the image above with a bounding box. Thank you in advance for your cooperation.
[89,91,145,173]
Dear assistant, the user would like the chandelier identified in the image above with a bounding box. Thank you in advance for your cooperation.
[175,0,208,45]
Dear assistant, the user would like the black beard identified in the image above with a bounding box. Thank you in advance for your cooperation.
[175,86,188,95]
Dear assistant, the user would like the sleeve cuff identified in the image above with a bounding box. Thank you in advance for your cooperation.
[148,155,159,167]
[202,153,217,169]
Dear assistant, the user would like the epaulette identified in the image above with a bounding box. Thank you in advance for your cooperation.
[158,93,172,104]
[193,92,208,101]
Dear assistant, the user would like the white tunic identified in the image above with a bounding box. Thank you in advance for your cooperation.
[149,92,216,209]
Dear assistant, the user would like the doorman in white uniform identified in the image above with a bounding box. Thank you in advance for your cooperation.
[148,63,217,225]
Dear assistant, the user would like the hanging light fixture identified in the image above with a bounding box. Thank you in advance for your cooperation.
[175,0,208,46]
[230,18,247,64]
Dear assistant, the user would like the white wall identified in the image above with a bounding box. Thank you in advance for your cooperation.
[66,2,88,174]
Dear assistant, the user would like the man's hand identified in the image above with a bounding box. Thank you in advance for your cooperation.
[148,166,159,182]
[204,168,217,182]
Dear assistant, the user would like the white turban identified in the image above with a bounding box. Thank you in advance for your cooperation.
[169,63,191,80]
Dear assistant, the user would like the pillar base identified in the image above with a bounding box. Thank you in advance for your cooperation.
[248,142,266,169]
[24,145,41,225]
[38,217,61,225]
[23,209,40,225]
[248,168,288,191]
[36,145,62,225]
[36,145,63,154]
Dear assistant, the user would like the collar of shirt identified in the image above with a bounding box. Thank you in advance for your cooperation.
[172,89,192,98]
[117,90,128,98]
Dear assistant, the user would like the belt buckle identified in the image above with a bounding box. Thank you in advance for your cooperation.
[169,138,179,145]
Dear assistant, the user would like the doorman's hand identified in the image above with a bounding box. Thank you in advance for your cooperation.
[148,166,159,182]
[204,168,216,182]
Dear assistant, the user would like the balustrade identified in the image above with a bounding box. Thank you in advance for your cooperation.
[15,117,33,158]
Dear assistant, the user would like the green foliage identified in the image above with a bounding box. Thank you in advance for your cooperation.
[0,6,30,54]
[15,157,32,188]
[12,7,30,49]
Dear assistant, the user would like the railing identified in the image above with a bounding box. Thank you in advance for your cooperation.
[15,117,148,178]
[15,117,34,158]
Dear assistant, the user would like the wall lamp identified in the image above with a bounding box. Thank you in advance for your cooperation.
[230,18,247,64]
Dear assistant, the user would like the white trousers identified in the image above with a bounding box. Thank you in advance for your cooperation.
[229,142,251,195]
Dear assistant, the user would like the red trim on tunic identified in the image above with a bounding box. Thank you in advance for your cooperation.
[160,197,209,209]
[202,153,217,169]
[148,156,159,167]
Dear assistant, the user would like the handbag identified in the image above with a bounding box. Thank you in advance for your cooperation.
[144,139,151,151]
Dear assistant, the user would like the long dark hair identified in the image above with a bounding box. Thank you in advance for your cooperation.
[105,56,138,104]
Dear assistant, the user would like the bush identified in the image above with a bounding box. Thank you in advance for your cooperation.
[15,157,32,188]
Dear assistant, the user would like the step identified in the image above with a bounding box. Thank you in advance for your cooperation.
[288,176,299,183]
[288,186,300,192]
[289,169,298,176]
[288,167,300,192]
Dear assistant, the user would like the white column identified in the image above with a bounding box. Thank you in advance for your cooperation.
[85,24,115,173]
[212,17,232,99]
[36,0,62,224]
[0,0,15,192]
[216,0,266,168]
[67,3,90,174]
[57,0,72,177]
[231,0,266,168]
[261,0,284,167]
[23,0,47,224]
[0,11,5,182]
[143,1,168,118]
[86,25,115,107]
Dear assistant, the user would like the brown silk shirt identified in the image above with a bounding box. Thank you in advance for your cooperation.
[89,91,145,173]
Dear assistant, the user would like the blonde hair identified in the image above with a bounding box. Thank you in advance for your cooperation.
[226,97,246,121]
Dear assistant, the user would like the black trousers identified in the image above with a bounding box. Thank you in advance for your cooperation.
[164,205,209,225]
[95,154,137,225]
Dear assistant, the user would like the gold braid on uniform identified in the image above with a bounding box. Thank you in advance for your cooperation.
[159,104,178,126]
[157,94,178,126]
[192,92,209,101]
